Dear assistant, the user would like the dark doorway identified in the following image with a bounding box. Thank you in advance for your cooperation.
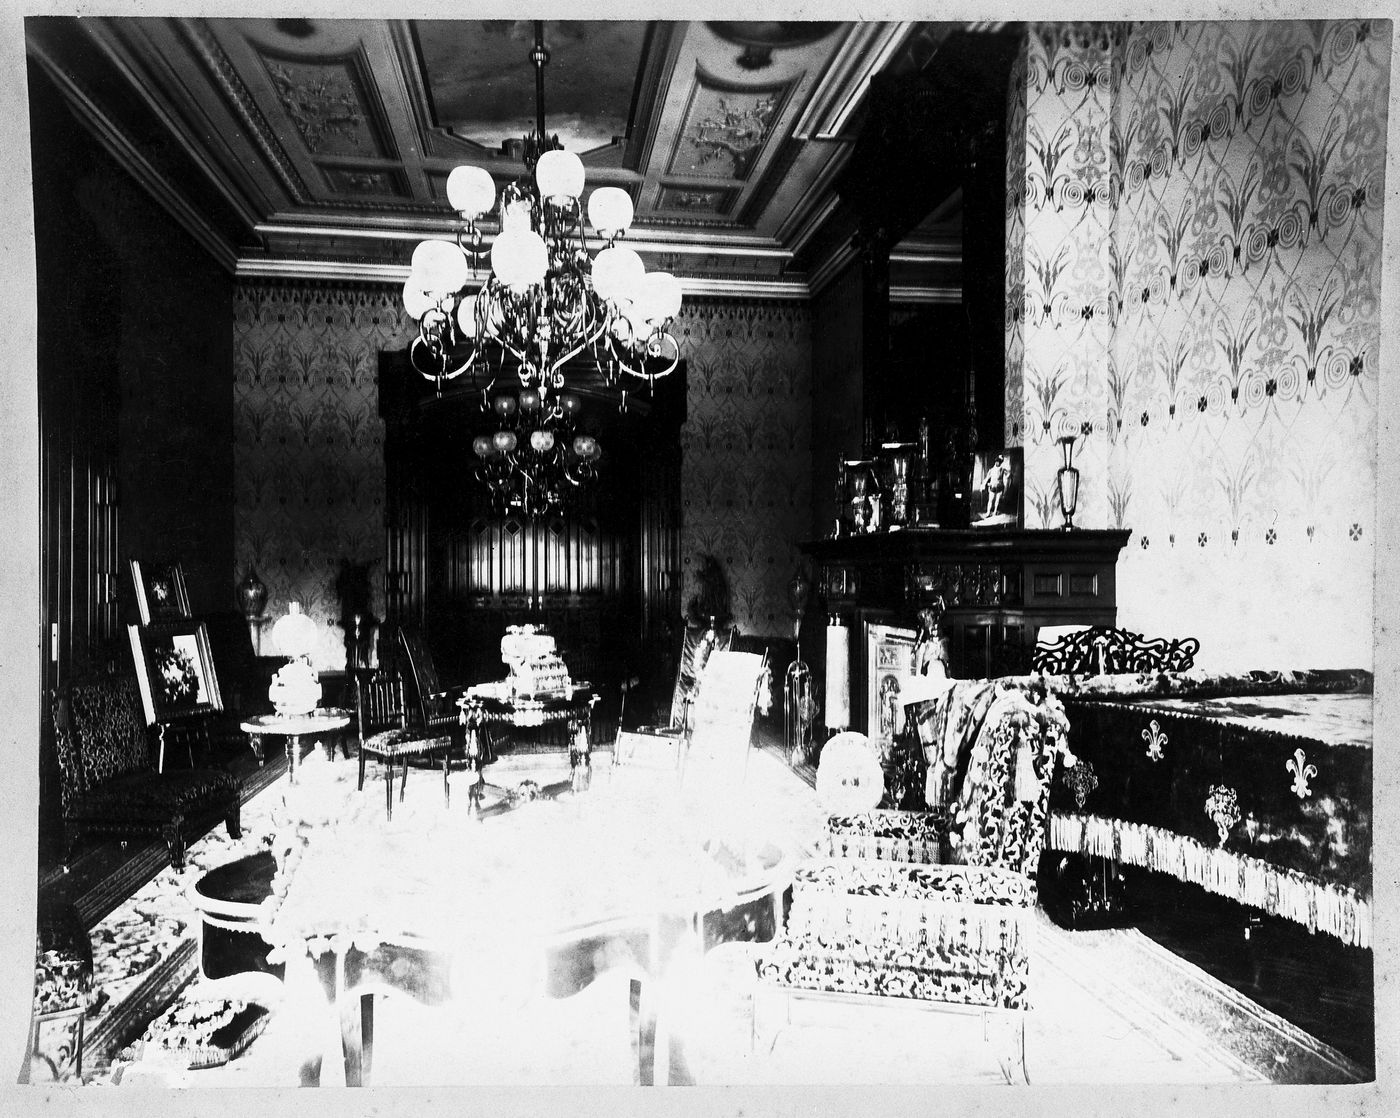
[378,350,684,701]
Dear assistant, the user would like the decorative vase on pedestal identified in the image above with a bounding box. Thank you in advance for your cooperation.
[1056,436,1080,530]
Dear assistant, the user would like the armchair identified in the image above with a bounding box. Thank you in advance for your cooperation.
[754,680,1066,1083]
[51,676,242,871]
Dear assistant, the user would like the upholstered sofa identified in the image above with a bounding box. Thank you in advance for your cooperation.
[51,676,242,871]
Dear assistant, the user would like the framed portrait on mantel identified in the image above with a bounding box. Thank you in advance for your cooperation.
[127,622,224,725]
[970,448,1023,529]
[129,559,192,626]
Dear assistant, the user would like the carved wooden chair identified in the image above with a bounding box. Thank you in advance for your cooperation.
[396,627,466,733]
[355,670,455,820]
[753,680,1066,1083]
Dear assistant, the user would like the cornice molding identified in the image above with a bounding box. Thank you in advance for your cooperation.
[178,18,312,205]
[236,256,812,301]
[252,219,796,262]
[789,22,917,142]
[27,37,240,274]
[890,285,962,304]
[81,20,264,233]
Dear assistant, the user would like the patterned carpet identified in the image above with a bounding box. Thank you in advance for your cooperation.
[35,738,1368,1088]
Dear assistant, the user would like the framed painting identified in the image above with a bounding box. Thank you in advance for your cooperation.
[863,619,917,754]
[970,447,1023,529]
[129,559,192,626]
[127,621,224,725]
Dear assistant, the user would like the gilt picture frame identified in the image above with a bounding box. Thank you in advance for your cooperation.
[129,559,192,626]
[127,621,224,725]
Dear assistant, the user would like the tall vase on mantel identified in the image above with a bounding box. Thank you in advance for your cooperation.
[1056,436,1080,530]
[238,569,268,619]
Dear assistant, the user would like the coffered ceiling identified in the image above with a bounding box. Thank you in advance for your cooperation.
[26,17,1011,300]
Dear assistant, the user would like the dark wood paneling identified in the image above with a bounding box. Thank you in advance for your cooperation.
[32,60,237,864]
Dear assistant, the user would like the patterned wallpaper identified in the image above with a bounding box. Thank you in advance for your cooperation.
[232,282,413,669]
[1006,20,1388,669]
[232,284,814,664]
[676,298,814,638]
[1007,24,1117,530]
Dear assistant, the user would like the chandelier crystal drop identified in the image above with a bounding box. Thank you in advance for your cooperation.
[403,21,682,400]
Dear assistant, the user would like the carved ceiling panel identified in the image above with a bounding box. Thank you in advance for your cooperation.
[26,15,1010,298]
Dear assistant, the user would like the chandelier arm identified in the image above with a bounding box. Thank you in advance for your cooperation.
[605,328,681,382]
[409,334,477,383]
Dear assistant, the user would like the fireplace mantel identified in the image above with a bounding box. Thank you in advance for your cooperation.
[802,528,1132,680]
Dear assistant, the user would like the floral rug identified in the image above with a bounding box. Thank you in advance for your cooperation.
[48,742,1363,1087]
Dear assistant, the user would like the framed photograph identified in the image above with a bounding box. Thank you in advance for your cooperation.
[128,622,224,725]
[863,619,917,753]
[970,447,1023,529]
[129,559,192,626]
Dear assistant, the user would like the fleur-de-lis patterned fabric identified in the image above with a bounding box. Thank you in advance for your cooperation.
[233,282,413,669]
[676,299,813,638]
[233,284,814,667]
[1006,21,1387,670]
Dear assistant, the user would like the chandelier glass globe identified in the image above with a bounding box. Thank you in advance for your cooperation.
[400,20,682,401]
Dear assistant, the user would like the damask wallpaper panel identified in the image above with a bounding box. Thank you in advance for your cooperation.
[1007,19,1387,670]
[1111,19,1386,671]
[233,282,414,669]
[676,299,813,639]
[232,284,814,662]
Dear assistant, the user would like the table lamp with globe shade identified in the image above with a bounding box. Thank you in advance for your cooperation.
[268,603,321,715]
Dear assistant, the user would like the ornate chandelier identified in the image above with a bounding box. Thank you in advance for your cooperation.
[472,389,603,519]
[402,21,683,401]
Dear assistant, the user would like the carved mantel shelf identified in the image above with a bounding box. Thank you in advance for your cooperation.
[802,528,1133,679]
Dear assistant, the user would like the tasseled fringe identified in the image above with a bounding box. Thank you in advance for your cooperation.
[1050,813,1371,948]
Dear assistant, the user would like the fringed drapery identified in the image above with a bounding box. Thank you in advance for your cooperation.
[1049,812,1371,948]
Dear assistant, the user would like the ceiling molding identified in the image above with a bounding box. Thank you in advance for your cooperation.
[177,18,313,205]
[80,20,265,234]
[788,22,917,142]
[890,242,962,266]
[890,284,962,304]
[252,219,794,260]
[237,256,810,301]
[805,240,860,301]
[236,258,408,282]
[27,37,240,274]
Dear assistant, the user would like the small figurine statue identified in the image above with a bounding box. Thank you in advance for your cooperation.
[913,597,950,682]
